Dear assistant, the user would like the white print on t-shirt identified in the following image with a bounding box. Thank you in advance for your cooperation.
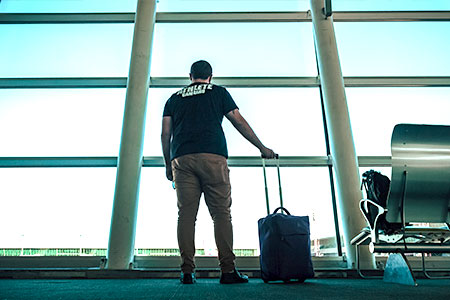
[177,83,213,97]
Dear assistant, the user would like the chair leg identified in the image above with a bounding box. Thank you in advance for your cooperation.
[421,253,450,279]
[355,243,382,279]
[383,252,417,286]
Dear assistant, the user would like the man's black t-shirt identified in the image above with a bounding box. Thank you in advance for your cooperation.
[163,82,238,160]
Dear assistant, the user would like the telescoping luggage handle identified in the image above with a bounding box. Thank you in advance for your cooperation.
[262,154,284,215]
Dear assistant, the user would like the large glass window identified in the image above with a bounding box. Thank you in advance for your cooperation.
[0,89,125,156]
[335,22,450,76]
[225,88,325,156]
[151,23,316,77]
[2,0,448,261]
[136,167,337,256]
[0,168,115,252]
[0,0,138,13]
[347,88,450,156]
[0,25,133,77]
[144,88,178,157]
[0,0,309,13]
[144,88,326,156]
[135,168,178,251]
[0,22,315,78]
[3,0,449,13]
[333,0,450,11]
[156,0,310,12]
[141,86,330,255]
[263,167,338,256]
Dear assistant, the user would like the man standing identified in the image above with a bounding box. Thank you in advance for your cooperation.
[161,60,276,284]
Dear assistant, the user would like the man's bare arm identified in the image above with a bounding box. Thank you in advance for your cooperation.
[225,109,275,158]
[161,116,173,181]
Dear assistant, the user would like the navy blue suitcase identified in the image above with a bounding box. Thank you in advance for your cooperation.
[258,207,314,282]
[258,158,314,283]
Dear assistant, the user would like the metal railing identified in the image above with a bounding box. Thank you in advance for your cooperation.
[1,11,450,24]
[0,156,392,168]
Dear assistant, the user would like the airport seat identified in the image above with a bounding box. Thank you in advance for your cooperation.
[351,123,450,286]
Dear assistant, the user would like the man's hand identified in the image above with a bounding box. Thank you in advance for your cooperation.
[166,165,173,181]
[261,147,277,159]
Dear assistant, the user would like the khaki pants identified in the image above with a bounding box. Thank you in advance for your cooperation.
[172,153,235,273]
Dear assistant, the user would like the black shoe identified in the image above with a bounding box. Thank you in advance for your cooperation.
[180,273,196,284]
[220,269,249,284]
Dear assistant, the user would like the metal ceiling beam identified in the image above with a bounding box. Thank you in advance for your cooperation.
[344,77,450,87]
[0,77,318,89]
[334,11,450,22]
[0,156,391,168]
[1,77,450,89]
[156,12,311,23]
[0,13,136,24]
[0,78,128,89]
[151,77,320,88]
[146,156,334,167]
[0,157,118,168]
[357,156,391,167]
[1,11,450,24]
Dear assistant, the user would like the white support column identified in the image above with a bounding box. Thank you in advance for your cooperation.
[310,0,375,269]
[106,0,157,269]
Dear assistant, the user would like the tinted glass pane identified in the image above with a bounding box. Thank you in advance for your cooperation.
[144,88,178,157]
[136,168,178,250]
[2,0,448,13]
[225,88,325,156]
[347,88,450,156]
[0,0,138,13]
[333,0,450,11]
[265,167,338,256]
[151,23,316,77]
[335,22,450,76]
[156,0,309,12]
[1,23,315,78]
[144,88,326,156]
[0,168,115,250]
[136,167,337,256]
[0,24,133,77]
[0,89,125,156]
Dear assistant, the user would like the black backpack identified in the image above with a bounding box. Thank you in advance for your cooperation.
[361,170,391,232]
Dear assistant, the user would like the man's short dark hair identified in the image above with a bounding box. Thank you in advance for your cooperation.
[190,60,212,80]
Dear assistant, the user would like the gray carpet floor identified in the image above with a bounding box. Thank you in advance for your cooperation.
[1,278,450,300]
